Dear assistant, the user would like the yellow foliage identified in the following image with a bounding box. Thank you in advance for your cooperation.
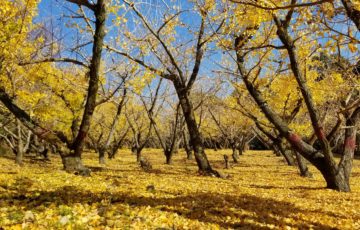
[0,150,359,229]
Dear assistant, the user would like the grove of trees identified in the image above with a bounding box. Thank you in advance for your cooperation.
[0,0,359,193]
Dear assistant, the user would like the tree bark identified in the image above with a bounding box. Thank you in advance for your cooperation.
[183,132,193,160]
[100,89,126,164]
[165,149,174,164]
[341,0,360,31]
[173,79,217,175]
[15,119,23,165]
[231,145,240,163]
[294,151,312,177]
[99,148,106,164]
[276,142,296,166]
[136,148,142,163]
[224,155,230,169]
[233,26,353,191]
[71,0,107,158]
[61,155,90,176]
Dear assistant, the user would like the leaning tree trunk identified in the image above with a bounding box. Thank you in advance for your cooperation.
[234,21,357,191]
[100,89,127,164]
[314,158,350,192]
[272,144,282,157]
[174,79,217,175]
[277,143,296,166]
[294,151,312,177]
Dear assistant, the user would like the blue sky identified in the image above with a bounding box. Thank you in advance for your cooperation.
[33,0,359,100]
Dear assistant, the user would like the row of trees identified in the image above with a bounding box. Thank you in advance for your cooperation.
[0,0,359,191]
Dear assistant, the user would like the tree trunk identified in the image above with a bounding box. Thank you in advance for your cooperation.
[99,148,106,164]
[224,155,230,169]
[276,143,296,166]
[186,150,193,160]
[102,89,126,162]
[173,138,181,154]
[272,145,281,156]
[243,142,250,151]
[232,146,239,163]
[23,130,32,154]
[234,23,356,192]
[294,151,312,177]
[132,146,142,163]
[341,0,360,31]
[136,150,142,163]
[238,146,244,155]
[317,163,350,191]
[61,155,90,176]
[108,129,128,159]
[165,149,173,164]
[174,79,217,175]
[355,133,360,157]
[15,119,23,166]
[183,132,193,160]
[71,0,106,160]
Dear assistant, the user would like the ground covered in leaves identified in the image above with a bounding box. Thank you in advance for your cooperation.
[0,149,359,229]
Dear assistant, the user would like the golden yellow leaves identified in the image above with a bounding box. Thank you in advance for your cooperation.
[355,1,360,11]
[348,43,358,53]
[0,0,39,56]
[128,69,156,95]
[1,149,360,229]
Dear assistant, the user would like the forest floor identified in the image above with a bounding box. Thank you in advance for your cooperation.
[0,149,359,230]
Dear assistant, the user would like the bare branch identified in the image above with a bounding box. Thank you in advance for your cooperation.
[187,15,206,90]
[124,0,184,82]
[19,58,88,68]
[105,45,175,80]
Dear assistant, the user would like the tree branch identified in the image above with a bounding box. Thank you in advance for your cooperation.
[66,0,95,11]
[19,58,88,68]
[230,0,331,10]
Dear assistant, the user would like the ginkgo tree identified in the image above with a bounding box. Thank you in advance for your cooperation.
[105,0,226,176]
[222,0,360,191]
[0,0,108,173]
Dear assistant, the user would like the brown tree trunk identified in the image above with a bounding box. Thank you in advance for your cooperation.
[100,89,126,164]
[276,143,296,166]
[99,148,106,164]
[234,27,350,190]
[294,151,312,177]
[341,0,360,31]
[232,145,240,163]
[136,149,142,163]
[108,127,129,159]
[165,149,174,164]
[71,0,107,160]
[183,131,193,160]
[15,119,23,166]
[224,155,230,169]
[355,133,360,157]
[132,144,143,163]
[61,155,90,176]
[174,79,217,175]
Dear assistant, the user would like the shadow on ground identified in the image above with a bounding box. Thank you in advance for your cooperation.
[0,180,339,229]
